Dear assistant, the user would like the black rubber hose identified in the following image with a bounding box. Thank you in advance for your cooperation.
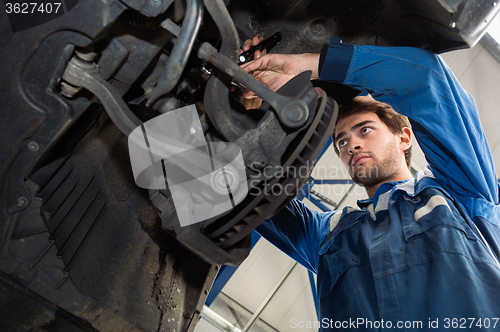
[146,0,203,106]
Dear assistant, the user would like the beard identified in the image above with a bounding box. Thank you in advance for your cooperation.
[348,142,402,189]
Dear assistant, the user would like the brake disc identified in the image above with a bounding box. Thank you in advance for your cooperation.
[202,89,338,248]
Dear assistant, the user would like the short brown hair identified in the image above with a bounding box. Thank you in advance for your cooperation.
[332,96,412,168]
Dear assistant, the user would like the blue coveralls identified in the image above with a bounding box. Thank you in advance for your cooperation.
[257,38,500,330]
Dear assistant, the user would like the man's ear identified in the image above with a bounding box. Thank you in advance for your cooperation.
[399,127,412,151]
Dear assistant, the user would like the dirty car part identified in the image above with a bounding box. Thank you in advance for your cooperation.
[145,0,204,106]
[61,52,143,136]
[197,42,312,129]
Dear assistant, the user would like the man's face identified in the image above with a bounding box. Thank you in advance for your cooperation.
[334,111,409,188]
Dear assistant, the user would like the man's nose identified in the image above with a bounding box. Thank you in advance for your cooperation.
[347,141,362,155]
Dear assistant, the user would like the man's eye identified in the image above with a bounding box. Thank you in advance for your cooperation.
[338,140,347,148]
[362,127,372,134]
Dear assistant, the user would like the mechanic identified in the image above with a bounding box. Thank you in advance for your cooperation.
[241,35,500,329]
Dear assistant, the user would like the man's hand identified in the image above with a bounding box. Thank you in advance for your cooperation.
[240,34,267,61]
[239,35,267,109]
[241,53,321,98]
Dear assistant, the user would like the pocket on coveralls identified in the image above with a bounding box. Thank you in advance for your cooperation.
[318,217,362,298]
[400,192,476,243]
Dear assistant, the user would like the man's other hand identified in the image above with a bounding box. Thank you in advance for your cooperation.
[240,34,267,61]
[239,34,267,109]
[241,53,321,98]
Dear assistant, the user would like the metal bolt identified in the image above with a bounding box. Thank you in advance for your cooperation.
[285,103,306,125]
[19,272,29,281]
[450,21,456,28]
[28,141,39,152]
[151,0,161,7]
[204,289,209,295]
[255,156,267,167]
[493,2,497,6]
[199,65,211,76]
[249,156,267,171]
[311,21,325,36]
[18,196,28,206]
[60,81,81,98]
[74,50,98,62]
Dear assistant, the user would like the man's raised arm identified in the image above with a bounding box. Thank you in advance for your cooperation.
[245,37,498,204]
